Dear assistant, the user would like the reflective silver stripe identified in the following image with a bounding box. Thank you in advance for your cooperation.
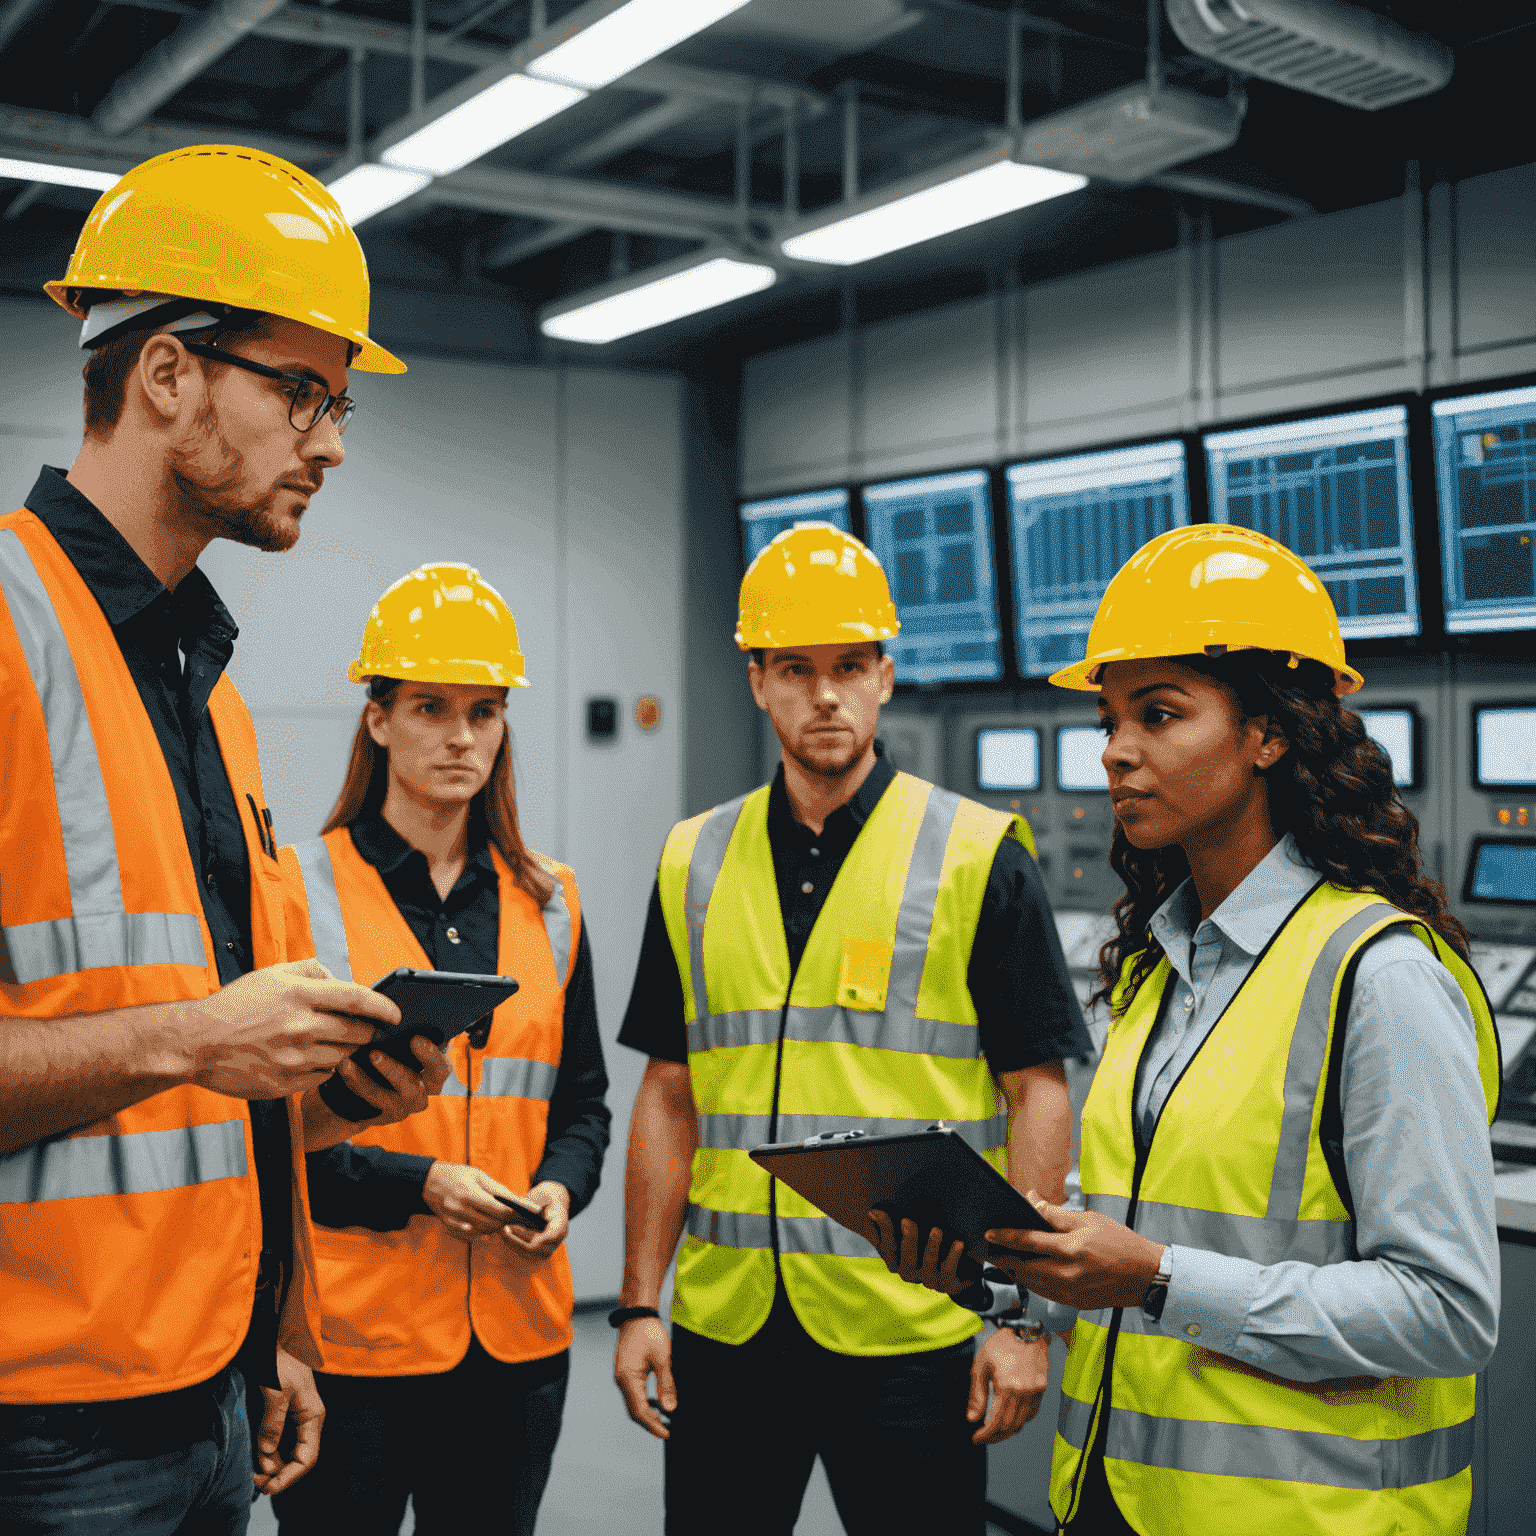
[291,838,352,981]
[699,1111,1007,1153]
[1132,1198,1354,1268]
[541,871,573,988]
[476,1057,558,1101]
[886,783,960,1022]
[777,1212,879,1259]
[684,794,751,1021]
[0,528,207,984]
[0,1119,247,1203]
[689,1004,982,1060]
[1103,1404,1474,1491]
[440,1067,469,1098]
[1087,1192,1130,1221]
[1267,902,1401,1222]
[686,1203,772,1249]
[1058,1390,1096,1450]
[688,1007,781,1053]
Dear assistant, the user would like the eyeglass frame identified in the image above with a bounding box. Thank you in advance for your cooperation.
[179,340,356,435]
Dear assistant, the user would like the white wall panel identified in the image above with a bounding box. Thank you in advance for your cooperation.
[739,332,852,495]
[1455,162,1536,365]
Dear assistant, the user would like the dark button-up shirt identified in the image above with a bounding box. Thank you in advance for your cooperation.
[306,813,611,1231]
[619,743,1088,1071]
[25,466,289,1388]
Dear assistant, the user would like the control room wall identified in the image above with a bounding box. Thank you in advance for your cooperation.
[0,297,705,1302]
[740,160,1536,493]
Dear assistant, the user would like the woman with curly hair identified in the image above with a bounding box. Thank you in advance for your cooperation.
[891,526,1502,1536]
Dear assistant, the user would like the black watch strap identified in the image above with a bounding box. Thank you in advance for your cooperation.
[608,1305,661,1328]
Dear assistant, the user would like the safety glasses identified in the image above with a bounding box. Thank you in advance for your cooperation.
[181,341,356,435]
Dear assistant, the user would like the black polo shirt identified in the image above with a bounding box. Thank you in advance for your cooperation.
[25,466,289,1390]
[306,813,611,1232]
[619,743,1089,1071]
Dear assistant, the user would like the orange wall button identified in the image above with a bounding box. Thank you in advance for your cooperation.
[634,695,662,732]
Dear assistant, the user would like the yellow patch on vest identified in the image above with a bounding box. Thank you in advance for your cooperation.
[838,937,893,1010]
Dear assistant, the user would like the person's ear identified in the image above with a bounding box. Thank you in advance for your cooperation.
[877,652,895,705]
[748,658,768,713]
[136,335,201,425]
[1253,720,1289,771]
[365,700,391,750]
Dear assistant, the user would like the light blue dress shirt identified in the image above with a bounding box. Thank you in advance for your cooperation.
[1030,834,1499,1383]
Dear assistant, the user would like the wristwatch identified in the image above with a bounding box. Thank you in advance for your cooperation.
[1140,1246,1174,1324]
[997,1316,1047,1343]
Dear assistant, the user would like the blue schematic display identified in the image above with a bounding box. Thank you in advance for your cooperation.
[862,470,1002,684]
[1204,406,1419,639]
[1466,841,1536,905]
[739,488,850,568]
[1432,384,1536,633]
[1006,441,1189,677]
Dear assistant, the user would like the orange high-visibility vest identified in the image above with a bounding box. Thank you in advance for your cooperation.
[0,507,324,1404]
[288,826,580,1374]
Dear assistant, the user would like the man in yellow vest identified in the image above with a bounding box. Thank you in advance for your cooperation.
[612,522,1091,1535]
[0,147,450,1534]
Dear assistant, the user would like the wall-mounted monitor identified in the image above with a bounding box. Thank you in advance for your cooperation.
[1463,837,1536,906]
[1005,440,1190,678]
[739,488,850,568]
[1475,705,1536,790]
[862,469,1002,685]
[1203,405,1419,639]
[1431,384,1536,633]
[1354,706,1420,791]
[976,728,1041,792]
[1056,726,1110,793]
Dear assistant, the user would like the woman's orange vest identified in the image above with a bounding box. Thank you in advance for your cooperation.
[288,826,580,1374]
[0,507,324,1404]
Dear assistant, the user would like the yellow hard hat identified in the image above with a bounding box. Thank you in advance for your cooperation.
[1049,524,1364,696]
[45,145,405,375]
[349,564,529,688]
[735,522,901,651]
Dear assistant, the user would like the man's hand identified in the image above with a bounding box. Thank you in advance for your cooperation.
[868,1211,968,1295]
[187,960,400,1100]
[253,1348,325,1496]
[301,1036,453,1151]
[614,1317,674,1440]
[985,1191,1165,1311]
[967,1328,1049,1445]
[423,1162,529,1240]
[500,1181,570,1261]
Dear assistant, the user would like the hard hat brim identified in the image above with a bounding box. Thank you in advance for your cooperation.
[735,618,900,652]
[348,662,531,688]
[1050,646,1365,697]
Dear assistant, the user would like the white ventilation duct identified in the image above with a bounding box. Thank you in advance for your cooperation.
[1163,0,1452,111]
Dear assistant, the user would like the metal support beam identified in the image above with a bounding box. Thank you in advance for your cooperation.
[782,98,798,217]
[1150,169,1313,217]
[410,0,426,115]
[0,0,49,55]
[842,83,858,203]
[545,95,698,173]
[484,220,588,268]
[2,180,46,220]
[347,46,364,157]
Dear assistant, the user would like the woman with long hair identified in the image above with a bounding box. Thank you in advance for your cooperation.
[271,563,611,1536]
[889,526,1500,1536]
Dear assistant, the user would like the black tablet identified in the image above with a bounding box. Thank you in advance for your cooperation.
[751,1127,1053,1281]
[318,968,520,1122]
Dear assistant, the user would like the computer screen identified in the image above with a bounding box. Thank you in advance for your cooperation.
[976,728,1041,792]
[862,470,1002,685]
[1203,405,1419,639]
[1006,440,1190,678]
[1056,726,1109,793]
[739,489,850,568]
[1431,384,1536,633]
[1355,707,1418,790]
[1475,706,1536,788]
[1463,839,1536,905]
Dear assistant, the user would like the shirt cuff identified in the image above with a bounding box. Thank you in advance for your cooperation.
[1156,1245,1262,1356]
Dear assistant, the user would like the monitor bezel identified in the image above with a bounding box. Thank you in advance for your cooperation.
[1472,700,1536,792]
[1352,702,1424,794]
[1054,724,1111,795]
[1461,834,1536,907]
[973,725,1043,794]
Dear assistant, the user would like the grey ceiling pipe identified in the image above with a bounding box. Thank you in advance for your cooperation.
[92,0,290,136]
[0,0,51,56]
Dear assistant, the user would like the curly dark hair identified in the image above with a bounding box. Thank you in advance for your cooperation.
[1092,650,1471,1013]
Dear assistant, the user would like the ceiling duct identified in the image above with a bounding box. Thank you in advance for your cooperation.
[1163,0,1452,111]
[1018,82,1245,185]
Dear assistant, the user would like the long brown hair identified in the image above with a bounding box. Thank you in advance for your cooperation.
[321,677,555,907]
[1093,650,1470,1014]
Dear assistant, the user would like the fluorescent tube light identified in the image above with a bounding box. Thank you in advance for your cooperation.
[0,157,118,192]
[528,0,752,90]
[328,163,432,226]
[782,159,1087,266]
[540,254,776,344]
[382,74,587,178]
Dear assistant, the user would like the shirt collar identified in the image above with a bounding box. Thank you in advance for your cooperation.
[768,738,896,838]
[348,812,495,882]
[1147,832,1320,958]
[25,466,238,654]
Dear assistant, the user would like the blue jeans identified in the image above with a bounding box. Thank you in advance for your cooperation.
[0,1365,252,1536]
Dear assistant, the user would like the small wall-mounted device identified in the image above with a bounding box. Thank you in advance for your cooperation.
[587,698,617,741]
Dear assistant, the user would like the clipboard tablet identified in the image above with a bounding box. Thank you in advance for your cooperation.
[750,1126,1053,1279]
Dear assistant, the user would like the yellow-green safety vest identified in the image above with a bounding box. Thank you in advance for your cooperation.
[658,770,1034,1355]
[1051,881,1501,1536]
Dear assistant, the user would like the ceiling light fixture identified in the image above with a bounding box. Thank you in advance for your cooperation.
[781,148,1086,266]
[528,0,753,91]
[0,157,119,192]
[540,252,776,344]
[328,163,432,225]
